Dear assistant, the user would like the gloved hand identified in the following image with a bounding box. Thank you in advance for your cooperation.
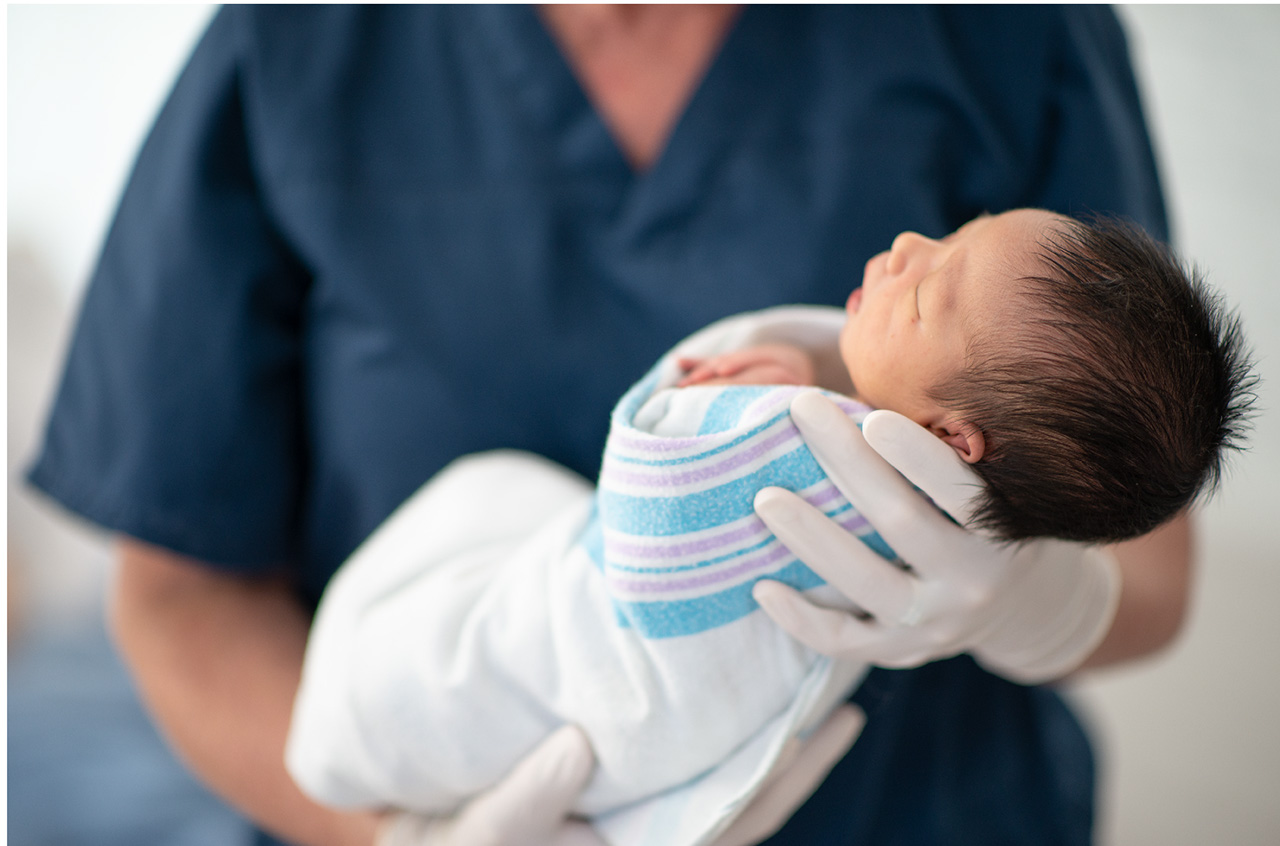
[377,705,866,846]
[375,725,602,846]
[709,704,865,846]
[752,392,1121,685]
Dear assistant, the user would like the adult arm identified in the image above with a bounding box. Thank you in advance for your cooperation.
[112,537,867,846]
[110,538,385,846]
[1076,509,1192,671]
[113,540,613,846]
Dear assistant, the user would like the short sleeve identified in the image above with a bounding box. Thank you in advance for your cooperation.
[28,7,310,572]
[1030,6,1169,239]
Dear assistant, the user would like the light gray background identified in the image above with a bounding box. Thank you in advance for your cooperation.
[1075,6,1280,845]
[8,5,1279,844]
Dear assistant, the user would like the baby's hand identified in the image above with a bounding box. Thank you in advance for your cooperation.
[677,344,816,387]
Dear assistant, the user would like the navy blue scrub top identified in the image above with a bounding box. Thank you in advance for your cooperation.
[33,6,1166,845]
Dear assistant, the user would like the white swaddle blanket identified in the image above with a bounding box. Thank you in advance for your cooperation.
[286,307,898,846]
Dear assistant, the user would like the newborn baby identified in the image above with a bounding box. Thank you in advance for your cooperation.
[678,208,1252,543]
[287,209,1251,846]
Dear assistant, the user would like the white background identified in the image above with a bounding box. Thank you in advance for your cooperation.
[8,5,1279,844]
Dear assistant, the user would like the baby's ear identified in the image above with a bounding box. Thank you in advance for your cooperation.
[936,420,985,464]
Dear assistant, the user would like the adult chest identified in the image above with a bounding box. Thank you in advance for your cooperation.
[240,5,1047,577]
[247,6,1042,356]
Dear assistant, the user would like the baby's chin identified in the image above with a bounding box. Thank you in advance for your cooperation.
[836,328,860,388]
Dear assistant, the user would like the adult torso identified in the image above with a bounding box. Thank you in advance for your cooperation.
[242,5,1054,597]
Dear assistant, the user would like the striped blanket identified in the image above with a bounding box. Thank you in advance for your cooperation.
[287,307,887,846]
[588,375,896,639]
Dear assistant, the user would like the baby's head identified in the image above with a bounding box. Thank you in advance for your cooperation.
[840,209,1255,543]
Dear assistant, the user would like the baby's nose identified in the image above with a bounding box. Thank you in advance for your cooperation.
[886,231,941,275]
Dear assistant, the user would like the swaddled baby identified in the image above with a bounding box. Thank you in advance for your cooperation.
[287,210,1252,845]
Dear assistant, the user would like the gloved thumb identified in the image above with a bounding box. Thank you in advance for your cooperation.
[860,409,984,527]
[457,725,597,845]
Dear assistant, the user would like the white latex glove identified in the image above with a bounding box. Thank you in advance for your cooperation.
[709,704,865,846]
[377,706,865,846]
[375,725,602,846]
[752,392,1121,685]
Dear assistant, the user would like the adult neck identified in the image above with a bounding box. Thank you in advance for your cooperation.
[537,4,743,170]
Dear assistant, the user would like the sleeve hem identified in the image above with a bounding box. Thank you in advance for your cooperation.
[25,455,285,575]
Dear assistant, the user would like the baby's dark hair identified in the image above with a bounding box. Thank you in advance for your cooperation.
[930,214,1256,543]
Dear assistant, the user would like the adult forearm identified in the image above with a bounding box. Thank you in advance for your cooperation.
[1077,509,1194,672]
[109,538,382,846]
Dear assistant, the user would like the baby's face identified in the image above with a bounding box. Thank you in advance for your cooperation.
[839,209,1061,444]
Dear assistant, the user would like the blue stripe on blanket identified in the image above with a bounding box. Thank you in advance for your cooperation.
[613,561,828,638]
[597,445,826,536]
[696,386,776,436]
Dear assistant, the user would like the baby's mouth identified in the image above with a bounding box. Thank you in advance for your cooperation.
[858,251,888,297]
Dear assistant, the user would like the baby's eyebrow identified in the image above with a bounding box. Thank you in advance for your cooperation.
[936,249,965,315]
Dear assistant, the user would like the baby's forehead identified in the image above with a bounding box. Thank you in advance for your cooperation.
[980,210,1068,274]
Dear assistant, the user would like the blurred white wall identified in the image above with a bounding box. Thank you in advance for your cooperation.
[7,4,1279,843]
[8,4,217,299]
[7,4,217,625]
[1080,6,1280,845]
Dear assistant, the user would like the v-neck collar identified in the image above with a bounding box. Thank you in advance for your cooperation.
[473,5,786,226]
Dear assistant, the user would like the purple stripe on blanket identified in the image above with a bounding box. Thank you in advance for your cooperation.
[607,517,770,559]
[607,511,873,596]
[608,543,793,594]
[838,511,870,534]
[607,428,713,453]
[605,424,799,488]
[807,484,845,509]
[608,485,846,560]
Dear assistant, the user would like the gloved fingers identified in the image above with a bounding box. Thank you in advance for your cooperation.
[755,487,916,624]
[755,578,968,668]
[753,579,893,656]
[860,409,987,529]
[790,393,921,515]
[709,705,866,846]
[788,393,968,574]
[454,724,597,846]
